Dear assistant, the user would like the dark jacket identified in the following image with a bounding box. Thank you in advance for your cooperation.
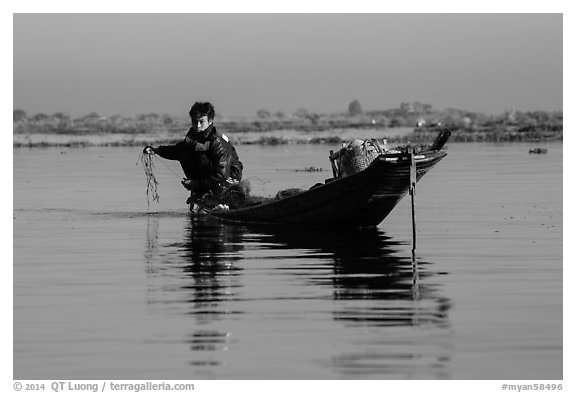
[155,125,243,194]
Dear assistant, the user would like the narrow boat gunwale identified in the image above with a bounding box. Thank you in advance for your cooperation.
[207,148,447,227]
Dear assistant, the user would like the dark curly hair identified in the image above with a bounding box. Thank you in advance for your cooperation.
[189,102,215,121]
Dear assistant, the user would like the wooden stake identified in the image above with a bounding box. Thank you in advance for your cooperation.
[409,149,417,252]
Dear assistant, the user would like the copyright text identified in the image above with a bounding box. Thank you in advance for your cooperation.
[13,381,195,393]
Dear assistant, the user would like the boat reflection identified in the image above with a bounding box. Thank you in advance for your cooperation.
[245,223,451,328]
[145,215,452,377]
[243,223,452,378]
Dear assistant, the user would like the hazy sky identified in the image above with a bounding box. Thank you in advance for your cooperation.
[13,13,562,117]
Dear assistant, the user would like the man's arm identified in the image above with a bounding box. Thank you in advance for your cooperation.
[145,141,185,161]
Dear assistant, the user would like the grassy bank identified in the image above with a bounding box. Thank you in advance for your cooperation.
[13,105,562,147]
[12,126,562,148]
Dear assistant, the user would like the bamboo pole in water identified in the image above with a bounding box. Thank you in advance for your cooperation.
[409,149,417,252]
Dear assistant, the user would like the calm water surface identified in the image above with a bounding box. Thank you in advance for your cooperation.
[13,142,562,379]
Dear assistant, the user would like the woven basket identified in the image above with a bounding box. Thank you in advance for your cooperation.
[338,139,382,177]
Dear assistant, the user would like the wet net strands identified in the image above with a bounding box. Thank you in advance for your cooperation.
[138,153,160,207]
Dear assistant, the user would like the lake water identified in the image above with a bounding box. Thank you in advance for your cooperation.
[13,141,563,380]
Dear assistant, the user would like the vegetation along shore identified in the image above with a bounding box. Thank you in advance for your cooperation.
[13,101,562,148]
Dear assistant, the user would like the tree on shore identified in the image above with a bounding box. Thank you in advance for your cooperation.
[31,113,49,122]
[51,112,70,122]
[293,108,310,119]
[13,109,27,122]
[257,109,271,119]
[161,114,174,126]
[348,99,363,116]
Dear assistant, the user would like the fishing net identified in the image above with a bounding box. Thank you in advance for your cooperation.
[220,181,250,208]
[198,180,254,210]
[138,152,160,206]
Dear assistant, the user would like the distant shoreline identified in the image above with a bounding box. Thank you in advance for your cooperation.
[13,126,562,148]
[14,103,562,147]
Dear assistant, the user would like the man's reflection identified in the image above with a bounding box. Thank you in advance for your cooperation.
[179,216,246,322]
[145,215,246,369]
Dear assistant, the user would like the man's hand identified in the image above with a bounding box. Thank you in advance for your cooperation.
[143,146,155,155]
[181,178,195,191]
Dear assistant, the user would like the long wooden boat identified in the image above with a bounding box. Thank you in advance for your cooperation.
[207,131,450,227]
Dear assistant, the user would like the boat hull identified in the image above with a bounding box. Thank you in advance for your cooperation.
[209,150,447,227]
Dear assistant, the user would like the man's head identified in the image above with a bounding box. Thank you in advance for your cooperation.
[189,102,215,132]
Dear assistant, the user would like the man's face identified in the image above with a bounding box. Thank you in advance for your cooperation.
[191,115,212,132]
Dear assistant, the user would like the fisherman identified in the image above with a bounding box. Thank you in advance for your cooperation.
[143,102,243,208]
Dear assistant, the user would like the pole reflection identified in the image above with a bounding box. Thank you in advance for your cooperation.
[243,223,452,378]
[245,224,451,327]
